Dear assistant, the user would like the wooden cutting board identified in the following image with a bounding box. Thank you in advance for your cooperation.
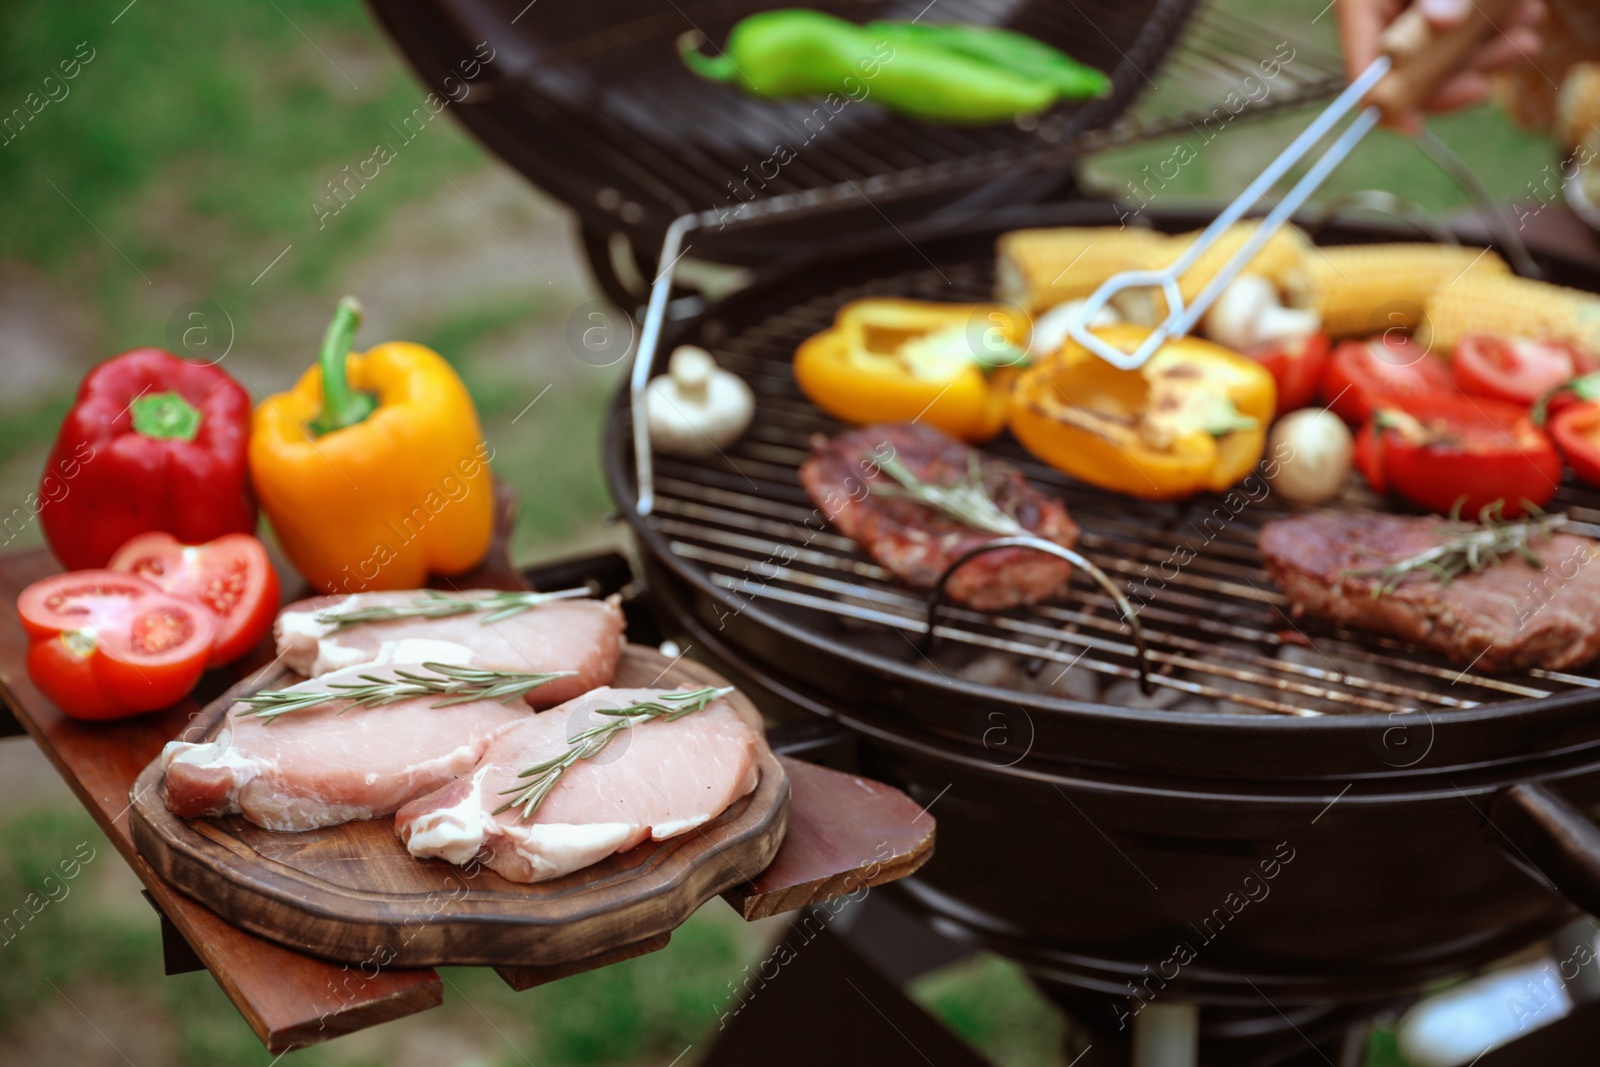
[130,645,789,968]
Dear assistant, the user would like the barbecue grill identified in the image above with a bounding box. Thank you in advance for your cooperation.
[367,0,1599,1061]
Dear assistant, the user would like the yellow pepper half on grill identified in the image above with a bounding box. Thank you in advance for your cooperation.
[1008,324,1276,500]
[793,298,1028,442]
[249,297,495,593]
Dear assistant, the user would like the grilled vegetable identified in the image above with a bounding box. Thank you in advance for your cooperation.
[40,349,255,570]
[645,346,755,457]
[1266,407,1352,505]
[1418,272,1600,359]
[994,222,1311,318]
[1250,333,1331,416]
[995,227,1168,313]
[1289,243,1508,338]
[678,11,1056,125]
[865,22,1108,99]
[1451,334,1596,407]
[1163,221,1311,306]
[249,297,495,593]
[793,298,1025,442]
[1547,392,1600,490]
[1008,324,1276,499]
[17,570,216,721]
[1320,336,1456,425]
[1354,394,1561,518]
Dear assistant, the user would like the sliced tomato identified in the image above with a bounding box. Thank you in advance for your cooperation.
[1249,333,1330,416]
[108,532,278,666]
[1549,403,1600,489]
[1321,335,1457,425]
[1359,394,1562,518]
[1452,335,1596,407]
[16,570,215,721]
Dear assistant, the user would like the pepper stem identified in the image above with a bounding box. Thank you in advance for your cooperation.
[130,391,202,441]
[677,31,739,83]
[308,296,377,437]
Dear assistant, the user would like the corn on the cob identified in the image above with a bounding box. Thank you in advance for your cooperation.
[1417,272,1600,357]
[995,227,1169,313]
[1161,221,1312,304]
[1291,244,1510,339]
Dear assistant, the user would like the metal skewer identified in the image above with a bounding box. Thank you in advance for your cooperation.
[1068,0,1521,371]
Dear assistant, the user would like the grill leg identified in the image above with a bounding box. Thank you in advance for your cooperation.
[1131,1002,1198,1067]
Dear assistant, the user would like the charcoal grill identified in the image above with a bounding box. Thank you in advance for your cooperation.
[602,204,1600,1058]
[364,0,1599,1059]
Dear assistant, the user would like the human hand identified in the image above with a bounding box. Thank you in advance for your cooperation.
[1337,0,1544,130]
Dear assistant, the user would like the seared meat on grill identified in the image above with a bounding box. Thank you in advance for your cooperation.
[799,423,1080,611]
[1260,511,1600,673]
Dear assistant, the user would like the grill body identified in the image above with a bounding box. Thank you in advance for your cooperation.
[604,205,1600,1014]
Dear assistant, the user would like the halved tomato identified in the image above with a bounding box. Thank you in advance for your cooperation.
[1320,335,1456,425]
[16,570,215,720]
[108,532,278,666]
[1452,335,1596,407]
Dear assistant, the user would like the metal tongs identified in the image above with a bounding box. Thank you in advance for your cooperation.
[1068,0,1523,371]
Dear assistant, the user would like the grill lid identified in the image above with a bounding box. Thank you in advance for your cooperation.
[364,0,1341,261]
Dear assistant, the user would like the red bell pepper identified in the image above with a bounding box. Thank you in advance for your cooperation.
[1357,394,1562,518]
[1548,402,1600,490]
[39,349,256,570]
[1533,370,1600,427]
[1320,335,1456,425]
[1249,332,1329,416]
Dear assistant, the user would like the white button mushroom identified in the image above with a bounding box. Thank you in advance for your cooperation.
[645,345,755,457]
[1203,274,1321,351]
[1266,407,1353,505]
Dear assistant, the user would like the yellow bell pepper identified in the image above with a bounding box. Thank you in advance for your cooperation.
[249,297,495,593]
[793,298,1026,442]
[1008,324,1276,500]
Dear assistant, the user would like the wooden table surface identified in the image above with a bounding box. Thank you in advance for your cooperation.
[0,546,934,1052]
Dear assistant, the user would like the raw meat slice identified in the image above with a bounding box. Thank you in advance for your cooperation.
[800,422,1080,611]
[274,590,624,708]
[1260,511,1600,672]
[396,686,764,883]
[161,665,530,831]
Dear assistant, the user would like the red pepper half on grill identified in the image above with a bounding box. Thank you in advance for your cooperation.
[1248,332,1329,416]
[1354,393,1561,518]
[40,349,256,570]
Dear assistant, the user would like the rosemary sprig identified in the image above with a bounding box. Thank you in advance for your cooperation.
[1349,501,1567,597]
[240,662,576,723]
[493,686,735,821]
[314,587,591,632]
[871,452,1024,536]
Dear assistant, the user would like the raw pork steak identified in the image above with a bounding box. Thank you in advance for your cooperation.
[397,687,763,883]
[162,665,530,831]
[274,590,624,708]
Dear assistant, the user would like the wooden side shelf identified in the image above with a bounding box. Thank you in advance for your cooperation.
[0,548,934,1052]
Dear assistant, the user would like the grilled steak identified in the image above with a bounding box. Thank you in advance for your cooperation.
[799,423,1080,611]
[1260,511,1600,673]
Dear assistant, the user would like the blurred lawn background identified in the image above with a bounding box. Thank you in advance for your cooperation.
[0,0,1560,1064]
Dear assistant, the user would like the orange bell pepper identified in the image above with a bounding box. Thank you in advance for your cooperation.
[793,299,1026,442]
[1008,324,1276,500]
[249,298,495,593]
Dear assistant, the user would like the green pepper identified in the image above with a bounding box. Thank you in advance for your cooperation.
[678,9,1056,125]
[865,21,1110,100]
